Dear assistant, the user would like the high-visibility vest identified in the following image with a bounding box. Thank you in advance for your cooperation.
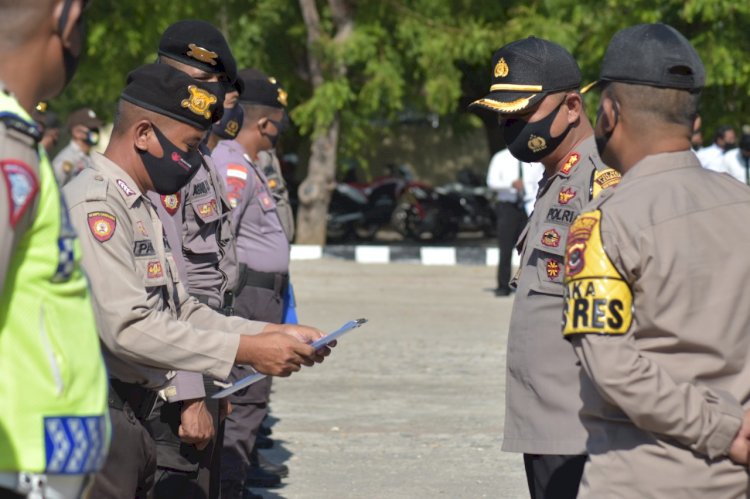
[0,92,109,474]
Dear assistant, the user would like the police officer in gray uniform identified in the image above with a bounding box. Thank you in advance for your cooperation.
[213,70,292,498]
[469,37,620,499]
[52,106,102,186]
[144,20,247,499]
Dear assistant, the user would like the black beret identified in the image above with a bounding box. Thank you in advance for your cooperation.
[121,63,225,130]
[599,23,705,90]
[237,68,288,109]
[158,20,242,92]
[469,36,581,114]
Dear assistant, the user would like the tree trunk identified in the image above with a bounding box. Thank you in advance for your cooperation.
[295,0,352,245]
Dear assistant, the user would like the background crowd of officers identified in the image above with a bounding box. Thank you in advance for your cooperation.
[1,2,329,498]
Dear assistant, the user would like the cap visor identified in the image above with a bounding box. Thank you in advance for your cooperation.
[468,91,544,114]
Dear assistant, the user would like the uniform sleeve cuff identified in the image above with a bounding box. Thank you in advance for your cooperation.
[702,389,743,459]
[160,371,206,402]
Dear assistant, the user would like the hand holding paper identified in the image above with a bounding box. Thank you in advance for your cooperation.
[213,318,368,399]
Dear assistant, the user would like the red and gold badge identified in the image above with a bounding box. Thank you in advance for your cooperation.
[541,228,561,248]
[161,193,181,216]
[87,211,116,242]
[147,260,163,279]
[564,215,598,277]
[197,200,217,217]
[558,187,576,205]
[560,152,580,175]
[546,259,561,279]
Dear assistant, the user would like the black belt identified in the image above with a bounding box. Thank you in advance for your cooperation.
[108,379,159,421]
[237,264,288,295]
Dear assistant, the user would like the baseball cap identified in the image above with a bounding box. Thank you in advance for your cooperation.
[67,107,103,130]
[237,68,288,109]
[469,36,582,114]
[598,23,704,90]
[121,63,225,130]
[158,20,243,93]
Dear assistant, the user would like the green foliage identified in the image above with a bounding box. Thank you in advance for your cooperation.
[50,0,750,156]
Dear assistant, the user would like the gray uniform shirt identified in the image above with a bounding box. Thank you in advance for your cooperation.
[212,140,290,273]
[503,136,620,454]
[564,151,750,496]
[64,153,267,393]
[52,140,93,186]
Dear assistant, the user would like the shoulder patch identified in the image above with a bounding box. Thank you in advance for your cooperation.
[591,168,621,199]
[560,152,580,175]
[161,193,181,216]
[62,161,74,174]
[563,210,632,337]
[1,160,39,227]
[87,211,117,242]
[0,112,42,143]
[116,179,136,197]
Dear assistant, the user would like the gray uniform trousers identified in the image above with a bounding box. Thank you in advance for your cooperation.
[221,280,285,497]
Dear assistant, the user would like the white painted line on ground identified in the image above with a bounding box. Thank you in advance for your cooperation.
[355,245,390,264]
[290,245,323,260]
[420,247,457,266]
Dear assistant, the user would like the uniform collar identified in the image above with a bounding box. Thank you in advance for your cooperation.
[623,150,700,181]
[92,152,145,208]
[554,135,596,178]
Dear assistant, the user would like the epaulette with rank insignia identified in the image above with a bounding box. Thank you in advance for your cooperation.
[0,112,42,144]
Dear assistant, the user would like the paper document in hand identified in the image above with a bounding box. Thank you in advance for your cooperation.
[211,318,368,399]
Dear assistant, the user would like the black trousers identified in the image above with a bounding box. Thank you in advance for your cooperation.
[221,282,284,498]
[523,454,587,499]
[145,380,222,499]
[88,406,157,499]
[495,201,528,291]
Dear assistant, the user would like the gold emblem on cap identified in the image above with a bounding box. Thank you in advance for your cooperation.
[494,57,509,78]
[226,120,239,136]
[186,43,218,66]
[527,134,547,153]
[181,85,218,120]
[35,102,48,112]
[277,88,288,107]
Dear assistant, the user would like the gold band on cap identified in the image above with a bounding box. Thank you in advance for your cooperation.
[580,81,599,94]
[471,95,537,113]
[489,83,543,92]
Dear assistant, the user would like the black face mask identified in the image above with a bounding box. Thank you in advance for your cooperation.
[263,115,289,148]
[139,124,203,195]
[724,141,736,151]
[57,0,87,87]
[212,104,244,140]
[502,99,571,163]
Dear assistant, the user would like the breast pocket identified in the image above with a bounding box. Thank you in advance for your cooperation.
[135,256,169,289]
[528,224,568,296]
[257,192,283,235]
[184,196,221,255]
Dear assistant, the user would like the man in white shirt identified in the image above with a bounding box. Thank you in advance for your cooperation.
[696,124,735,168]
[486,148,543,296]
[708,134,750,185]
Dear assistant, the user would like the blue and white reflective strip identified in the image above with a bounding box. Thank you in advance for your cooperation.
[44,415,107,474]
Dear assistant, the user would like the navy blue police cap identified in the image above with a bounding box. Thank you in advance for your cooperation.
[158,20,244,93]
[237,68,288,109]
[121,63,225,130]
[469,36,581,114]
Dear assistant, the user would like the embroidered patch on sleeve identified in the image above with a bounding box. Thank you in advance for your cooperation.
[161,193,181,216]
[563,210,633,337]
[87,211,117,242]
[591,168,621,199]
[1,160,39,227]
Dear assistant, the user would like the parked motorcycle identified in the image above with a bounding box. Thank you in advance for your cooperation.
[327,164,430,241]
[391,168,495,242]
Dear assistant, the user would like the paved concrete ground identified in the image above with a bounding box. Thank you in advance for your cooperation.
[250,260,527,499]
